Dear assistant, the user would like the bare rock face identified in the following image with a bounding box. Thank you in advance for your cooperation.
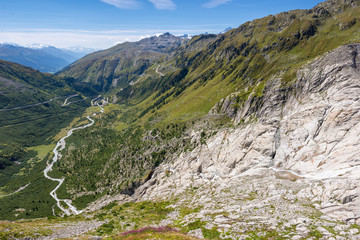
[135,44,360,238]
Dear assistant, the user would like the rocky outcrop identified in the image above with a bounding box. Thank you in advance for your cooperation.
[134,44,360,238]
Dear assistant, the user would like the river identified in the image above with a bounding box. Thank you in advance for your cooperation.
[43,97,105,216]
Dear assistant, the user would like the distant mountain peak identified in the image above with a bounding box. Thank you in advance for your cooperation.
[220,27,233,34]
[0,44,91,73]
[26,43,52,49]
[161,32,172,37]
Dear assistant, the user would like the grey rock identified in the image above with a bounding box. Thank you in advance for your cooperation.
[188,229,204,239]
[350,228,359,235]
[341,195,358,204]
[134,44,360,238]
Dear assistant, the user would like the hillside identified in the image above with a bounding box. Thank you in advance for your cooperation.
[39,46,87,63]
[0,59,88,158]
[135,42,360,239]
[57,33,190,92]
[0,60,93,220]
[2,0,360,239]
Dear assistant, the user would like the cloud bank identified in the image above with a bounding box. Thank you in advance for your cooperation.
[203,0,231,8]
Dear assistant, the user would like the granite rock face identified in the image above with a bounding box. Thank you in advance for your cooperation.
[134,44,360,238]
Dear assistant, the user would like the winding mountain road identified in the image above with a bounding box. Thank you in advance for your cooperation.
[44,97,105,216]
[0,94,84,112]
[156,65,164,77]
[0,183,30,198]
[62,94,79,106]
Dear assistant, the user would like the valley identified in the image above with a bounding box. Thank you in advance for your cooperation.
[1,0,360,239]
[43,98,106,216]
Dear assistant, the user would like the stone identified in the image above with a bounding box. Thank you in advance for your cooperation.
[188,229,204,239]
[350,228,359,235]
[341,195,358,204]
[296,224,308,234]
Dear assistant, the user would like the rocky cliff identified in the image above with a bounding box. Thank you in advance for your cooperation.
[134,44,360,238]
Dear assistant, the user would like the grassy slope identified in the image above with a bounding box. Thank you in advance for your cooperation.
[57,34,188,92]
[2,195,357,239]
[131,4,360,127]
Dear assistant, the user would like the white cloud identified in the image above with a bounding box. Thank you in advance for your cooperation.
[147,0,176,10]
[100,0,175,10]
[0,29,142,49]
[203,0,231,8]
[100,0,139,9]
[0,28,212,49]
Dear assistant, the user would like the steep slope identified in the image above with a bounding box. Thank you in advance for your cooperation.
[0,59,89,161]
[134,44,360,238]
[57,33,190,92]
[104,0,360,126]
[0,60,67,98]
[0,61,69,145]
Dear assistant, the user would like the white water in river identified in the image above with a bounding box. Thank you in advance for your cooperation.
[44,99,104,216]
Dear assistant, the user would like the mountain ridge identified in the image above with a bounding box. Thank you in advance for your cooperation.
[0,44,93,73]
[57,33,190,92]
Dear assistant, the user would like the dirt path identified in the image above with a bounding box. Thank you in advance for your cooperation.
[61,94,79,106]
[0,183,30,198]
[0,94,78,112]
[38,220,104,240]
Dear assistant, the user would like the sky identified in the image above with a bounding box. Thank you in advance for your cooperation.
[0,0,324,50]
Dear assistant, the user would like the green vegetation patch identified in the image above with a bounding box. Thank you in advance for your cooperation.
[115,228,198,240]
[0,220,53,239]
[91,200,174,236]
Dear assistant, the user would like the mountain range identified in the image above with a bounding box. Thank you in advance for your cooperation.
[1,0,360,239]
[0,44,94,73]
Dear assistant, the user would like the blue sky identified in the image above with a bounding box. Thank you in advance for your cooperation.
[0,0,324,49]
